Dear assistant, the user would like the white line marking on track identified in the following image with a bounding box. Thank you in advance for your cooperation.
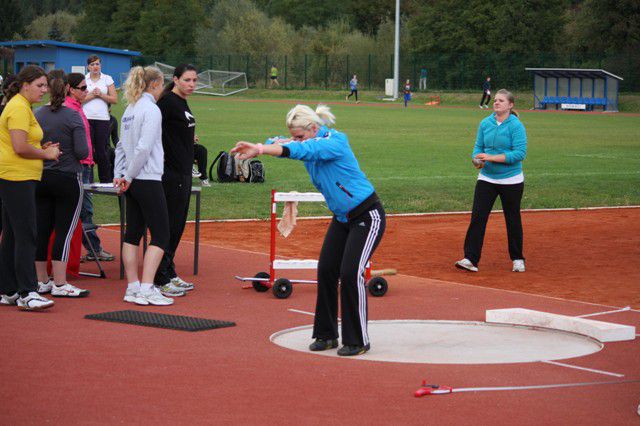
[542,360,625,378]
[428,379,640,395]
[288,309,315,317]
[577,306,631,318]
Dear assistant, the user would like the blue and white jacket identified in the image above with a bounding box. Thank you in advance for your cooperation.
[266,126,375,223]
[472,113,527,180]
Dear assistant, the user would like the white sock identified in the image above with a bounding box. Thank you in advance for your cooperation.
[140,283,154,293]
[127,281,141,292]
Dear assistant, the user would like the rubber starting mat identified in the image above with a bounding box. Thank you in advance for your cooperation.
[85,310,236,332]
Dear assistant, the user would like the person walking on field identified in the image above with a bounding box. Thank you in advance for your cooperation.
[231,104,386,357]
[269,65,279,88]
[403,79,412,108]
[480,76,491,109]
[456,89,527,273]
[419,67,427,91]
[114,66,172,306]
[346,74,360,103]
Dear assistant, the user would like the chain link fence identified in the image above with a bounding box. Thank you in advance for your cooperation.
[133,52,639,92]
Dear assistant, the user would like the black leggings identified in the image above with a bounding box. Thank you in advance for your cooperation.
[35,171,83,262]
[0,178,38,296]
[88,119,112,183]
[463,179,524,265]
[347,90,358,101]
[313,202,386,347]
[154,171,191,285]
[194,144,208,178]
[480,92,491,106]
[124,179,170,250]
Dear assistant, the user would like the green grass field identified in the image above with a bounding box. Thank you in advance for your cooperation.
[93,92,640,224]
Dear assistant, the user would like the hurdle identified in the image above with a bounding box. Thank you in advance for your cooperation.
[234,190,389,299]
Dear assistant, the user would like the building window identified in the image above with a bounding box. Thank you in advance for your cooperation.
[43,62,56,72]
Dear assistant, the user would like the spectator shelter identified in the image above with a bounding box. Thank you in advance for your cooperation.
[525,68,623,112]
[0,40,141,88]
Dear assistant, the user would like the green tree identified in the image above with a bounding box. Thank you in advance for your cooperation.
[73,0,118,46]
[0,0,26,39]
[107,0,145,51]
[255,0,345,29]
[136,0,204,62]
[25,11,80,42]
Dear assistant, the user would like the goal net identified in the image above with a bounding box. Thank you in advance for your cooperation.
[154,62,248,96]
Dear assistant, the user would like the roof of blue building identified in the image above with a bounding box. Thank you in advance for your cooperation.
[525,68,623,81]
[0,40,141,57]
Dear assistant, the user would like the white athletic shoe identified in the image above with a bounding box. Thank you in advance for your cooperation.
[141,287,174,306]
[512,259,526,272]
[455,258,478,272]
[171,276,195,291]
[159,282,186,297]
[51,283,90,298]
[0,293,19,305]
[479,105,483,109]
[192,165,201,178]
[200,178,211,187]
[17,292,54,311]
[123,289,148,305]
[37,279,53,294]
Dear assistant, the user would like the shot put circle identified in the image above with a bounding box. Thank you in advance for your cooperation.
[270,320,603,364]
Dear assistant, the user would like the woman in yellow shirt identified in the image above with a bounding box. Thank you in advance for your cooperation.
[0,65,61,311]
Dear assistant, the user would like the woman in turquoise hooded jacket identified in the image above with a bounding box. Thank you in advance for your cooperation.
[456,89,527,273]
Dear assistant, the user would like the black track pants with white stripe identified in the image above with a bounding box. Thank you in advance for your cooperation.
[313,202,385,347]
[35,170,83,262]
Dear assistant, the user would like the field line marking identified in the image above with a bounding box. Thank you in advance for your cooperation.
[288,309,315,317]
[541,360,625,378]
[443,379,639,395]
[577,307,631,318]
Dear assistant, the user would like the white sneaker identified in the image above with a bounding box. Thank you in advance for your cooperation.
[455,258,478,272]
[51,283,90,297]
[171,276,195,291]
[37,279,53,294]
[17,292,54,311]
[0,293,19,305]
[484,105,489,109]
[479,105,483,109]
[159,282,186,297]
[512,259,525,272]
[123,289,148,305]
[141,287,174,306]
[200,178,211,187]
[192,165,201,178]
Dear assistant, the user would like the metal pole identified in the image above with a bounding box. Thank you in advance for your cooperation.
[393,0,400,99]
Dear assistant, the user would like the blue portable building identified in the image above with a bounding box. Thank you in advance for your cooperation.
[0,40,141,88]
[525,68,623,112]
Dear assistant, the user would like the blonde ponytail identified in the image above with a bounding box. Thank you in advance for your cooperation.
[286,104,336,129]
[123,66,163,104]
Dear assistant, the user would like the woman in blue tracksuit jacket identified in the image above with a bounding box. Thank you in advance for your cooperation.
[231,104,385,357]
[456,89,527,273]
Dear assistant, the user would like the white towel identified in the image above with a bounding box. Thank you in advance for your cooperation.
[277,201,298,238]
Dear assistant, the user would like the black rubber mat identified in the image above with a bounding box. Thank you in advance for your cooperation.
[85,310,236,332]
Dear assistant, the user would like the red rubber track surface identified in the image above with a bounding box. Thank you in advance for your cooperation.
[1,209,638,424]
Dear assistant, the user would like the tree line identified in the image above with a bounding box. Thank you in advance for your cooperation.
[2,0,638,65]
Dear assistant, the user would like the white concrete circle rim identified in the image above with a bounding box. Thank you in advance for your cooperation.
[270,320,604,364]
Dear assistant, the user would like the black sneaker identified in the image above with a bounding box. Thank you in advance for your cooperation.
[337,344,370,356]
[308,338,338,351]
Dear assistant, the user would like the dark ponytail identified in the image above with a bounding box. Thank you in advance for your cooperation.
[47,69,68,112]
[0,74,16,106]
[161,63,198,99]
[6,65,46,102]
